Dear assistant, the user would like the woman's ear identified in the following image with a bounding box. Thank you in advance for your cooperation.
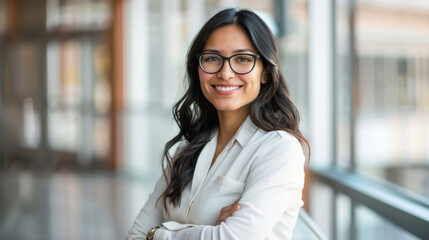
[261,69,269,84]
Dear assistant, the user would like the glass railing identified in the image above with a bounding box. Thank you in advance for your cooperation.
[293,209,329,240]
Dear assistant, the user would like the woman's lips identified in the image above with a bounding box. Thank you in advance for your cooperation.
[212,85,242,95]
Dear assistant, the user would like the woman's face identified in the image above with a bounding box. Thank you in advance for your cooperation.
[198,24,265,115]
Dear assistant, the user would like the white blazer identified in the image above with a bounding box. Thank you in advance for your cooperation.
[126,116,305,240]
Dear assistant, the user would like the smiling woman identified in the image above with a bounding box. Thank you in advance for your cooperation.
[126,8,309,240]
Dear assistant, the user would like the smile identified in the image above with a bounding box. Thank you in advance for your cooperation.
[211,85,242,95]
[214,85,241,91]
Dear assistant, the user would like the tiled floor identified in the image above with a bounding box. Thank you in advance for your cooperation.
[0,170,322,240]
[0,171,153,240]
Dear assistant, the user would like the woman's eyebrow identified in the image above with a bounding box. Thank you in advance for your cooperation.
[202,48,256,54]
[202,49,222,53]
[233,48,256,54]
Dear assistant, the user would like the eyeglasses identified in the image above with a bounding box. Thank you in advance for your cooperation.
[196,53,260,75]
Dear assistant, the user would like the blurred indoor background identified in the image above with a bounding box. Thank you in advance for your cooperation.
[0,0,428,239]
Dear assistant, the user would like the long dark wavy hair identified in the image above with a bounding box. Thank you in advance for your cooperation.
[160,8,310,212]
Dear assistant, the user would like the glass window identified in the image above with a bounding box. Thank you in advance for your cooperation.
[336,193,352,240]
[355,205,419,240]
[309,0,429,238]
[46,38,111,162]
[47,39,82,153]
[1,0,113,168]
[4,42,43,150]
[335,0,353,169]
[354,0,429,200]
[46,0,112,30]
[309,181,335,239]
[279,0,310,133]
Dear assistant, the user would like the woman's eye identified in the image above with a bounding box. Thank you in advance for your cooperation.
[203,56,220,62]
[236,56,252,63]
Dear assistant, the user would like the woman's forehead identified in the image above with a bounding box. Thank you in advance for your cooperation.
[203,25,257,53]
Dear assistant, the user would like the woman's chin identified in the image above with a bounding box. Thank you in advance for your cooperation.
[215,107,236,112]
[214,104,250,114]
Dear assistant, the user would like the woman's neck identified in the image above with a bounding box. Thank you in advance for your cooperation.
[210,106,249,168]
[216,106,249,146]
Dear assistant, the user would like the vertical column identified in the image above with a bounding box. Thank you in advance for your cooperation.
[40,38,49,169]
[110,0,124,170]
[348,1,357,238]
[330,1,338,238]
[122,0,150,175]
[308,0,334,168]
[37,0,49,169]
[0,0,6,168]
[349,0,357,169]
[309,0,335,238]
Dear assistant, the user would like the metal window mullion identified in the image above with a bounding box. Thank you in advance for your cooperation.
[39,2,50,169]
[350,198,357,240]
[0,34,3,169]
[79,37,93,165]
[274,0,288,37]
[349,0,357,170]
[332,188,338,240]
[331,0,338,168]
[330,1,339,239]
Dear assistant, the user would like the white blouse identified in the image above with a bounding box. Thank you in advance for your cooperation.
[126,117,305,240]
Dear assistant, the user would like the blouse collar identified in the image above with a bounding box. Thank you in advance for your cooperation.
[232,115,258,148]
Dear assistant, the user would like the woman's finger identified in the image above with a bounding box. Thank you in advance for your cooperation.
[215,199,241,225]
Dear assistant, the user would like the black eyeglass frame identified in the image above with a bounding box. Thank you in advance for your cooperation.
[196,53,261,75]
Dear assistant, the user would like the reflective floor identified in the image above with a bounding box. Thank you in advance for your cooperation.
[0,171,152,240]
[0,170,321,240]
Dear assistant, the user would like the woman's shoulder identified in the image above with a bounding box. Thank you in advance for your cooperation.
[250,128,304,160]
[246,128,305,175]
[254,128,301,147]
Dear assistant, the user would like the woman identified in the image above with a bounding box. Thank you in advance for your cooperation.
[126,8,309,240]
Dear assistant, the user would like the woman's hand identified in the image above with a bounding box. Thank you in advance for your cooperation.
[215,198,241,226]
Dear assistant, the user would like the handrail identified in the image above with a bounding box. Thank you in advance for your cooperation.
[311,168,429,239]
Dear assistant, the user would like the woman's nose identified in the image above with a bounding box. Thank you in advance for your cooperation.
[216,60,235,80]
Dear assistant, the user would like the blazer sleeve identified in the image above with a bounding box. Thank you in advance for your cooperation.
[153,136,306,240]
[126,173,167,240]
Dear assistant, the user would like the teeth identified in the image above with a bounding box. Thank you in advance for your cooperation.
[215,86,240,91]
